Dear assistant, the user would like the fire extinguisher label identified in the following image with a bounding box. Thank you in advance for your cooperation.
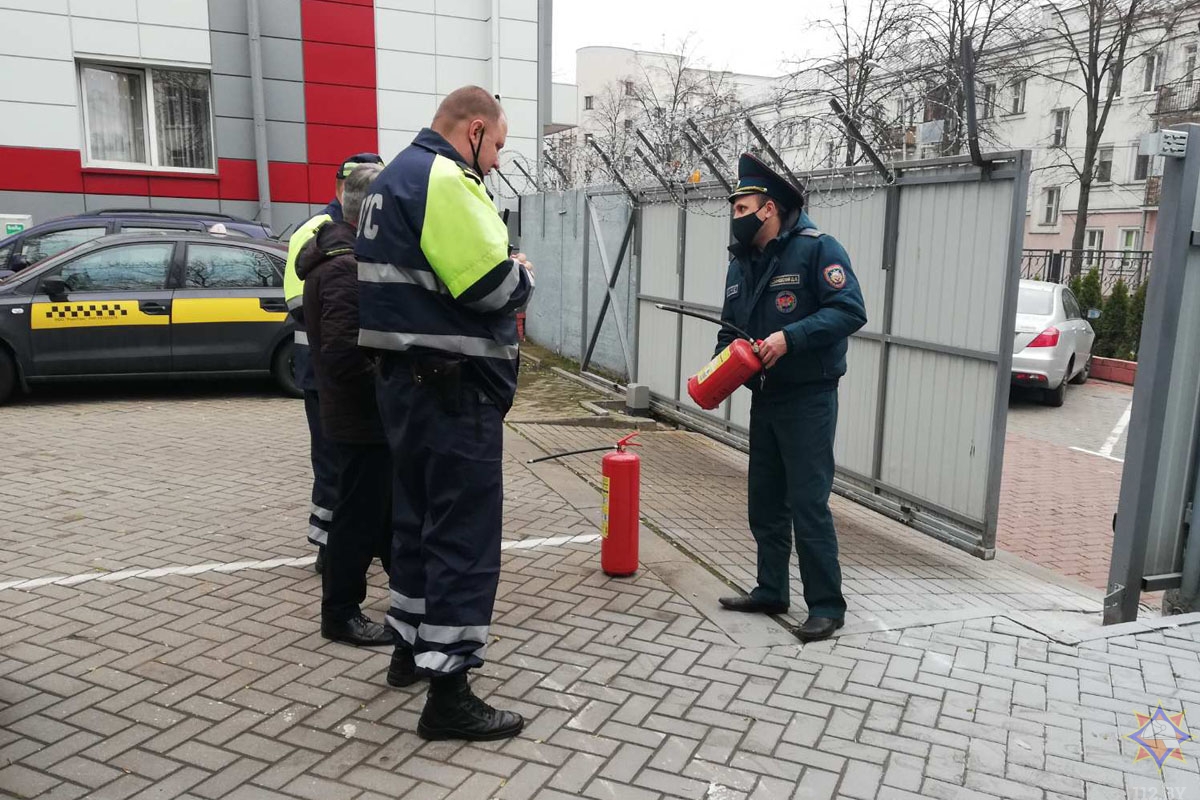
[694,348,731,385]
[601,476,611,538]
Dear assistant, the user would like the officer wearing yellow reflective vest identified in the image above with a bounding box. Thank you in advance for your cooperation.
[715,154,867,644]
[284,153,384,572]
[355,87,533,741]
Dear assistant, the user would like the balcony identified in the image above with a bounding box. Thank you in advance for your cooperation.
[1154,81,1200,122]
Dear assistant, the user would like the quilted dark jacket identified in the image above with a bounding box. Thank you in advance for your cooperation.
[297,220,384,444]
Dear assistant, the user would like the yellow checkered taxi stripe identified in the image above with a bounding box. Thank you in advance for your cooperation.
[31,302,167,329]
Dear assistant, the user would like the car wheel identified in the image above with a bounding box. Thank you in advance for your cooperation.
[1070,356,1090,385]
[272,340,302,398]
[0,348,15,405]
[1043,378,1067,407]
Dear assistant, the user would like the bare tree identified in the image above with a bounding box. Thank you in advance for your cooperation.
[1027,0,1190,264]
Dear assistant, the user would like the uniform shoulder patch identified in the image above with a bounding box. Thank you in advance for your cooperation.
[726,284,740,299]
[822,264,847,290]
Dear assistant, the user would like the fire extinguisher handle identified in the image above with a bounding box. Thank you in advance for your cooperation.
[616,432,641,450]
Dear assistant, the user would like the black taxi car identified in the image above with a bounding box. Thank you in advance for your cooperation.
[0,231,298,404]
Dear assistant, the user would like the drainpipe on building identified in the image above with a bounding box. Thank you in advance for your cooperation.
[248,0,274,232]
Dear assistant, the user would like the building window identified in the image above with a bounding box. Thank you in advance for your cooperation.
[1096,146,1114,182]
[1007,79,1027,115]
[623,80,635,97]
[1143,51,1161,92]
[1109,64,1123,98]
[584,95,594,110]
[1041,187,1061,225]
[1186,45,1197,78]
[1134,152,1150,181]
[623,118,633,132]
[801,119,812,145]
[1052,109,1070,147]
[80,63,214,171]
[981,83,996,119]
[1083,229,1104,268]
[1121,228,1141,250]
[825,141,837,168]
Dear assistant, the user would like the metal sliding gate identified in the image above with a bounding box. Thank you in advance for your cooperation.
[521,152,1031,558]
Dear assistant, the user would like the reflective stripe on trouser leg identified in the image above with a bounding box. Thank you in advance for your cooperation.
[304,390,338,549]
[377,358,502,677]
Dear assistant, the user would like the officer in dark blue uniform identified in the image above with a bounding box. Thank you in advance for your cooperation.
[715,154,867,643]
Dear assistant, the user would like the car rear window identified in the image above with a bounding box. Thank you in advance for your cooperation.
[1017,286,1054,315]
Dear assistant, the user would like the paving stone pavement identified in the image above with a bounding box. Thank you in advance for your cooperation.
[0,378,1197,799]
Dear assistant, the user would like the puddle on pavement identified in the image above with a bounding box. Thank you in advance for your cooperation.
[512,362,606,420]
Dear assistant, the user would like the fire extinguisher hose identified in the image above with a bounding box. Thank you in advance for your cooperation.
[654,303,755,343]
[526,445,615,464]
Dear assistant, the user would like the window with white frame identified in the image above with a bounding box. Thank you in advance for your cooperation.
[1041,187,1061,225]
[80,63,214,171]
[1083,228,1104,268]
[1142,51,1161,92]
[1134,151,1150,181]
[1096,146,1114,182]
[1008,79,1027,114]
[1119,228,1142,267]
[981,83,996,119]
[1052,109,1070,147]
[584,95,594,110]
[1109,63,1123,98]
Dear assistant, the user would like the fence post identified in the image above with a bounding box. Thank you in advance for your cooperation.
[1050,252,1063,283]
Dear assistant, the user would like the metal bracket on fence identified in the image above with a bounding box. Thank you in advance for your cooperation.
[542,149,570,187]
[581,199,636,379]
[633,136,682,205]
[829,98,896,185]
[586,137,639,204]
[681,127,733,194]
[493,167,519,197]
[744,117,806,197]
[512,160,541,193]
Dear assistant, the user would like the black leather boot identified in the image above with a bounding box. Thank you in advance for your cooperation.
[387,644,420,688]
[417,673,524,741]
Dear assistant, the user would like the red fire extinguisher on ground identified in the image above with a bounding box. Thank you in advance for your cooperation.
[656,304,764,410]
[601,433,640,577]
[527,432,641,578]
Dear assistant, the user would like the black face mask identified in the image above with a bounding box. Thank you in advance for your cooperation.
[731,206,767,247]
[470,124,486,177]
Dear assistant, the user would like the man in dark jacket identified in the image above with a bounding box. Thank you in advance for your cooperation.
[297,162,394,648]
[715,154,867,643]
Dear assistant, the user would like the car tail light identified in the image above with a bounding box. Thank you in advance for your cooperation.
[1028,327,1060,347]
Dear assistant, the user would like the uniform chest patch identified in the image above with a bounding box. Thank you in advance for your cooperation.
[823,264,847,289]
[769,274,801,288]
[726,284,740,299]
[775,291,798,314]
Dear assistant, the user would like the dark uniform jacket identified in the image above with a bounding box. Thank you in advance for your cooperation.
[297,220,384,443]
[716,211,868,398]
[354,128,533,412]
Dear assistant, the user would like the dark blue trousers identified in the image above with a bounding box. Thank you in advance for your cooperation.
[747,386,846,619]
[375,355,503,677]
[303,389,337,548]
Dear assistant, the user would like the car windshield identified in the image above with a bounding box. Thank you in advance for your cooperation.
[1017,286,1055,315]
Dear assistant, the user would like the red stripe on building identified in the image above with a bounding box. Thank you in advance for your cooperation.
[300,0,377,203]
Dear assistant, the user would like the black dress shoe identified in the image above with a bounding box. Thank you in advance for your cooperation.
[322,614,393,647]
[387,644,421,688]
[718,595,789,615]
[417,673,524,742]
[314,546,325,575]
[792,616,844,643]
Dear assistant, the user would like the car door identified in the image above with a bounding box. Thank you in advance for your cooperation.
[1063,287,1095,362]
[170,242,288,372]
[29,241,175,376]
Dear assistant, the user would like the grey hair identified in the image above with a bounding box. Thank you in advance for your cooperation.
[343,163,383,228]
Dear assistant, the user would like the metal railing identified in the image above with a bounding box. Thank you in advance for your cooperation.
[1155,81,1200,116]
[1020,248,1152,292]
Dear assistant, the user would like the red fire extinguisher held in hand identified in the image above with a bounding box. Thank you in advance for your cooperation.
[656,304,764,410]
[527,433,642,578]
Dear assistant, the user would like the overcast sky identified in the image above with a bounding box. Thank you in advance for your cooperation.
[551,1,824,83]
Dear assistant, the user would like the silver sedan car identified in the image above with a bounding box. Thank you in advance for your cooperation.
[1011,279,1098,407]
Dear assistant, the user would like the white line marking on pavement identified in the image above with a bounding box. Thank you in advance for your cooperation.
[0,533,601,593]
[1069,446,1125,464]
[1099,402,1133,459]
